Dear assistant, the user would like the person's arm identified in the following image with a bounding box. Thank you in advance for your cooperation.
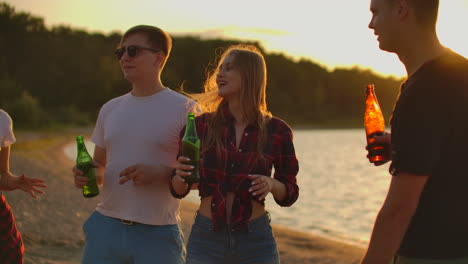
[0,145,12,189]
[361,172,428,263]
[271,122,299,206]
[73,141,173,187]
[119,163,173,185]
[170,156,198,198]
[0,145,47,197]
[93,145,106,185]
[73,145,107,187]
[249,121,299,204]
[248,174,287,201]
[270,179,287,201]
[170,119,199,198]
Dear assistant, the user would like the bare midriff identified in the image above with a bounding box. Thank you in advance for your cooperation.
[198,192,266,222]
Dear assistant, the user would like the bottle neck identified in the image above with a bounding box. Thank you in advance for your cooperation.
[76,138,90,157]
[185,115,197,135]
[183,116,199,143]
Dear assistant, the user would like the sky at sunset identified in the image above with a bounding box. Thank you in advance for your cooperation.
[6,0,468,78]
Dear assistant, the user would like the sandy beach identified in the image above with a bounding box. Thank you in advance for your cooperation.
[5,130,365,264]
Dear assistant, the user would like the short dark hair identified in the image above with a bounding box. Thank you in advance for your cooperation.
[395,0,439,31]
[121,25,172,68]
[412,0,439,30]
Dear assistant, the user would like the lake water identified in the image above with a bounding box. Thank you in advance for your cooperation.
[64,129,391,246]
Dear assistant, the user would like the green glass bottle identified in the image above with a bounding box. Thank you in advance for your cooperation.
[76,136,99,198]
[181,113,200,184]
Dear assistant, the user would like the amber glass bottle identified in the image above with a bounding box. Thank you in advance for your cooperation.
[364,84,386,163]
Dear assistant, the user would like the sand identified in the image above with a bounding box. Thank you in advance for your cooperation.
[4,130,365,264]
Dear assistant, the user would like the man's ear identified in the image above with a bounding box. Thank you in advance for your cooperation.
[154,52,165,68]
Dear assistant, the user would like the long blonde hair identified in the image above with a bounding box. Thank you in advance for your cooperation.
[195,44,272,158]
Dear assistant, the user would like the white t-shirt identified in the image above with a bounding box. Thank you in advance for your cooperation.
[91,89,194,225]
[0,109,16,148]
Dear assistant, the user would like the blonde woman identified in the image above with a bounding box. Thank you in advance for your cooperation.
[170,44,299,264]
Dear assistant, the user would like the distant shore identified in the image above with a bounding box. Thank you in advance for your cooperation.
[6,129,365,264]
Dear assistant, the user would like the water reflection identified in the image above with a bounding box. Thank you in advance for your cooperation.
[63,129,390,245]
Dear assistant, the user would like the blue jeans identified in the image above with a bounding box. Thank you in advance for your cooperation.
[82,211,185,264]
[186,212,280,264]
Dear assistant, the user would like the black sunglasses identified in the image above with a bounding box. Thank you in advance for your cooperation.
[114,45,160,60]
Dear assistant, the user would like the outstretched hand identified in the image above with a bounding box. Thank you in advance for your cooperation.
[7,173,47,198]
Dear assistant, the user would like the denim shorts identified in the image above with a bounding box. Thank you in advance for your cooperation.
[82,211,185,264]
[186,212,280,264]
[392,255,468,264]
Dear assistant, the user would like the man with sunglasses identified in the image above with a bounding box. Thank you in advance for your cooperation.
[73,25,193,264]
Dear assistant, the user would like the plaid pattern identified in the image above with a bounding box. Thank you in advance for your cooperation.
[180,103,299,232]
[0,193,24,263]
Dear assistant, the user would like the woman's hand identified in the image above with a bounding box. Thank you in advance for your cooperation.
[174,156,193,182]
[3,172,47,198]
[248,174,275,201]
[170,156,197,196]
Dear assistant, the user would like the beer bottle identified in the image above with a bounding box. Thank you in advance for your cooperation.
[181,113,200,184]
[364,84,387,163]
[76,136,99,198]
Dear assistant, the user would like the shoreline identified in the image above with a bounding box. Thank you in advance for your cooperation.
[7,130,365,263]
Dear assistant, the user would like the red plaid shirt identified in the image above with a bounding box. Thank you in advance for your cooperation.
[175,104,299,232]
[0,193,24,263]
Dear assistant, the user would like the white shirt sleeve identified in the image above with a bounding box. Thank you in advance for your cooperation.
[0,110,16,148]
[91,105,106,149]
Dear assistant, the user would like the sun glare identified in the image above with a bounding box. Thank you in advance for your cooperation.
[438,0,468,57]
[7,0,468,78]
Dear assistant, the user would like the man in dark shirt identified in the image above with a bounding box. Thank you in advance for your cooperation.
[362,0,468,263]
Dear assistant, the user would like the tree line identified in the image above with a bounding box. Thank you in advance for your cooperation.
[0,2,403,129]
